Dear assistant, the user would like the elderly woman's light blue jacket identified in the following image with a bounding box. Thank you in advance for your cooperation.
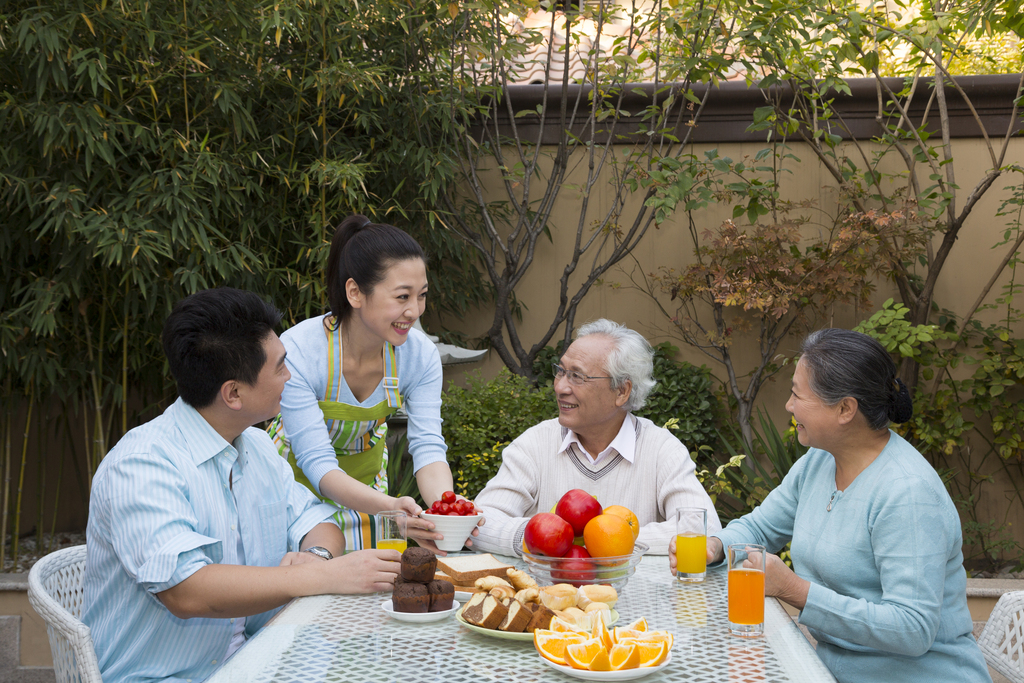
[715,431,991,683]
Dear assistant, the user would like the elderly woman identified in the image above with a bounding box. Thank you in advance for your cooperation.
[472,319,720,556]
[671,329,990,682]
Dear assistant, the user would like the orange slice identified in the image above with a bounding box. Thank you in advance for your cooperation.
[612,627,646,644]
[551,617,588,634]
[634,640,669,667]
[622,616,648,632]
[588,649,612,671]
[592,611,613,650]
[564,638,607,670]
[637,631,675,650]
[609,643,641,670]
[534,631,587,664]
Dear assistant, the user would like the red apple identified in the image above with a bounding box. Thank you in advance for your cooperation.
[524,512,574,557]
[552,558,593,585]
[555,489,603,537]
[565,545,591,559]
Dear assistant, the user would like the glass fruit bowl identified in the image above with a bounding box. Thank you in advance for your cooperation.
[521,542,649,592]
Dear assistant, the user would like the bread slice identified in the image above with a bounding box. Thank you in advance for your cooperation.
[434,571,484,593]
[436,554,514,585]
[525,605,557,633]
[462,594,509,630]
[498,599,533,632]
[460,592,488,624]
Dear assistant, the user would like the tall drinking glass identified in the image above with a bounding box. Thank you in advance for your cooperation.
[727,544,765,637]
[375,511,408,553]
[675,507,707,583]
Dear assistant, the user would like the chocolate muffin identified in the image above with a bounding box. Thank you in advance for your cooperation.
[427,579,454,612]
[401,547,437,583]
[392,582,430,613]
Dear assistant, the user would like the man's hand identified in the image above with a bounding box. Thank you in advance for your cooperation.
[279,550,327,566]
[315,549,402,594]
[667,535,723,574]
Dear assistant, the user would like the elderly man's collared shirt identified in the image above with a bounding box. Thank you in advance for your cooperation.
[83,398,339,683]
[558,414,638,467]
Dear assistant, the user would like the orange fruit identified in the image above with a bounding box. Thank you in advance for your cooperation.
[587,649,612,671]
[603,505,640,541]
[551,617,587,634]
[622,616,648,632]
[583,514,635,557]
[609,643,641,670]
[634,640,669,667]
[619,631,675,651]
[534,631,586,664]
[564,638,606,669]
[611,628,646,644]
[592,611,613,650]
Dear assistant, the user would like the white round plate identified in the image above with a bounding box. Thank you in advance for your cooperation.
[454,591,477,603]
[456,607,619,641]
[539,652,672,680]
[381,599,460,623]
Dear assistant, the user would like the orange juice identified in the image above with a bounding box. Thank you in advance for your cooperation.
[675,534,707,574]
[728,568,765,625]
[376,539,408,552]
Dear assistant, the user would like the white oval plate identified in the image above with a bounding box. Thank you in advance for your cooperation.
[381,599,460,623]
[540,652,672,680]
[456,608,619,641]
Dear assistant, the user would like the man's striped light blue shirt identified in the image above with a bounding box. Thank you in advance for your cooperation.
[83,398,340,683]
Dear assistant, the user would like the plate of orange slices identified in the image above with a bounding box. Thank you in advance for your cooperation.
[534,616,673,680]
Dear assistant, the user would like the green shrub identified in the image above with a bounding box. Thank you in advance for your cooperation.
[441,369,556,498]
[635,343,720,454]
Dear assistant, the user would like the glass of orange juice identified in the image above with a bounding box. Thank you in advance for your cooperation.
[375,511,408,553]
[675,507,707,583]
[727,543,765,637]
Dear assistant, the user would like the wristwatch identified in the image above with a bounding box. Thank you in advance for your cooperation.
[303,546,333,561]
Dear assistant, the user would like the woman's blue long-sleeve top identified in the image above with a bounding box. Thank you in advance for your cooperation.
[715,431,990,683]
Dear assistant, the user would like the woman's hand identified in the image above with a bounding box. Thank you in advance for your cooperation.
[390,495,443,554]
[748,551,809,610]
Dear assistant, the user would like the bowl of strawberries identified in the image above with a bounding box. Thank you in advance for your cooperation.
[422,491,483,552]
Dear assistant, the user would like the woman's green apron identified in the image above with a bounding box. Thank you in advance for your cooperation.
[268,322,402,551]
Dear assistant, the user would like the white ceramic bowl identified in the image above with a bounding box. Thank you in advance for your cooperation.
[421,512,483,552]
[521,542,649,592]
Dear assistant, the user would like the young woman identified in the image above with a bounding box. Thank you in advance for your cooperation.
[269,215,461,553]
[670,329,990,682]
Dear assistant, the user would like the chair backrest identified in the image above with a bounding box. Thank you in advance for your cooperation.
[27,545,103,683]
[978,589,1024,683]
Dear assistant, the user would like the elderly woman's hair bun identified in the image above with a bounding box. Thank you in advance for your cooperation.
[888,378,914,424]
[800,328,914,431]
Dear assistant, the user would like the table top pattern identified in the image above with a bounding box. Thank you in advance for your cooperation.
[208,556,836,683]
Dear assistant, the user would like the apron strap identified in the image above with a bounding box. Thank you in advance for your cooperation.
[383,342,401,409]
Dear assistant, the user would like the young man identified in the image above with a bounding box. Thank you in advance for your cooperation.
[82,288,400,683]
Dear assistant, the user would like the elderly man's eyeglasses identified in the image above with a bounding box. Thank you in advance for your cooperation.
[552,364,612,386]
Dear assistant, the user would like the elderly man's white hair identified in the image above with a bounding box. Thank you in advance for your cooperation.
[575,319,656,412]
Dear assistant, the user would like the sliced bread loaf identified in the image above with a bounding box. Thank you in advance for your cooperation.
[436,553,514,585]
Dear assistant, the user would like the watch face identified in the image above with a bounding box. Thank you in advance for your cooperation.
[305,546,332,560]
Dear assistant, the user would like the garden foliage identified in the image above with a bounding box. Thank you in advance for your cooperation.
[0,0,483,566]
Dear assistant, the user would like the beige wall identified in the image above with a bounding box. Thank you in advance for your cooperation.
[436,134,1024,554]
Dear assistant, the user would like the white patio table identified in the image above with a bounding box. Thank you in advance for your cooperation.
[207,555,836,683]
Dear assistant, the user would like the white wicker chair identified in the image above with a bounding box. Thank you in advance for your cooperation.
[27,545,102,683]
[979,590,1024,683]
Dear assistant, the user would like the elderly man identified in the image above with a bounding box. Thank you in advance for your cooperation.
[472,319,721,556]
